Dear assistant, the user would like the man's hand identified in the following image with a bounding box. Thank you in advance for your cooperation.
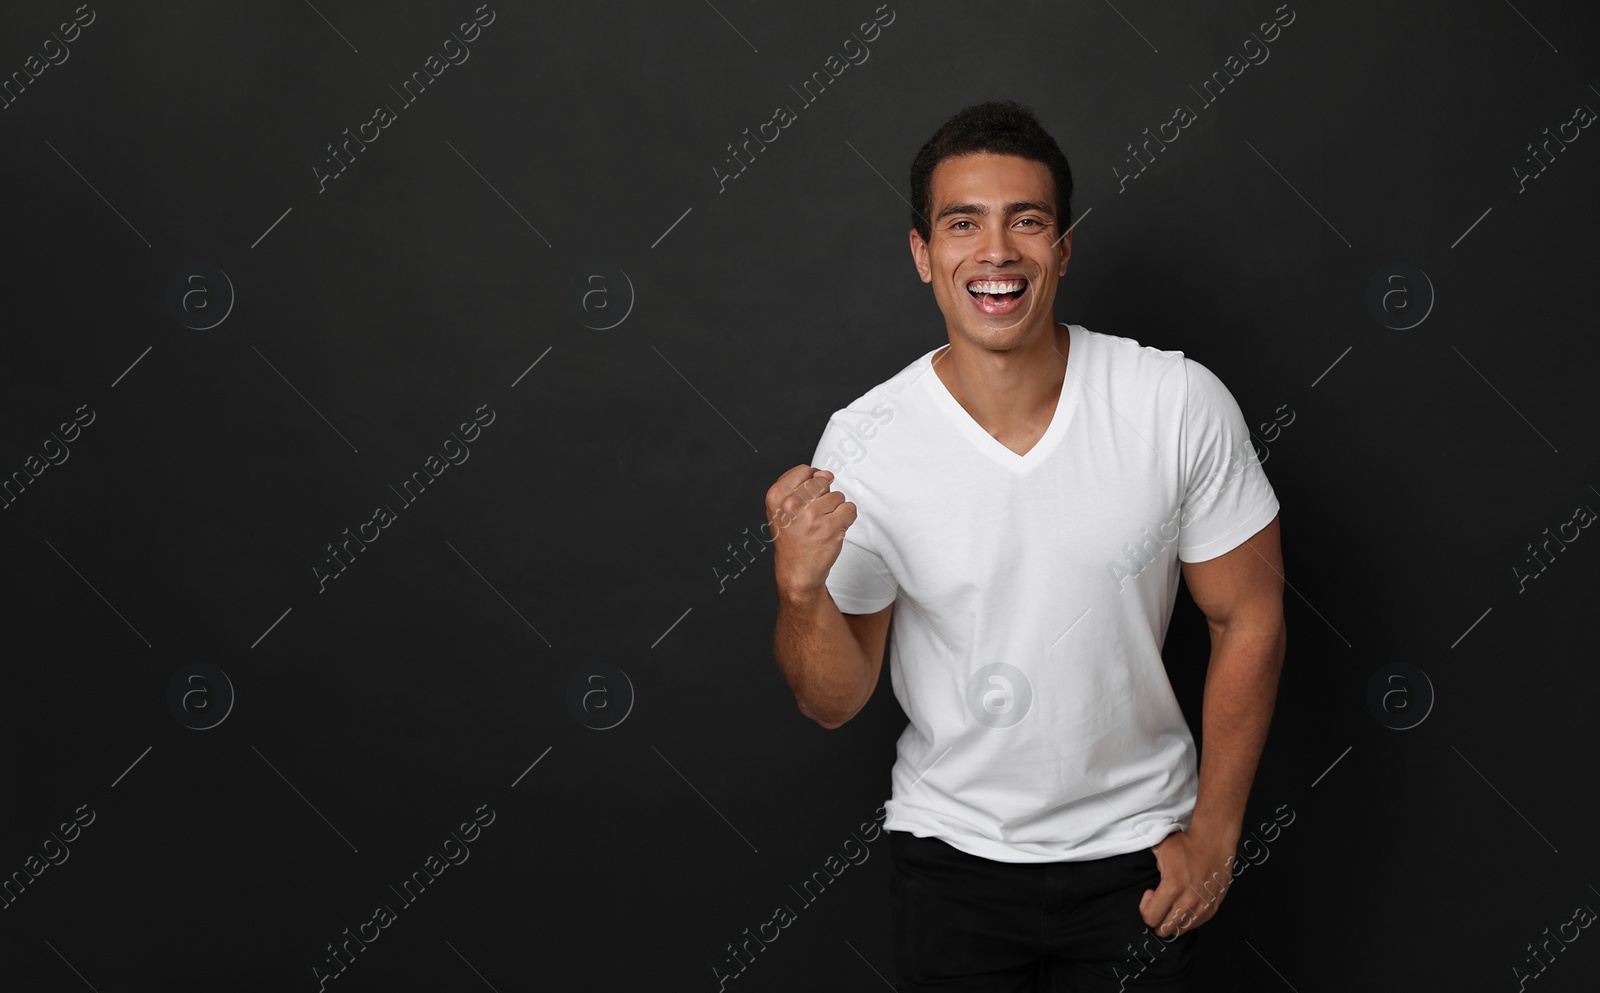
[1139,828,1239,938]
[766,465,856,603]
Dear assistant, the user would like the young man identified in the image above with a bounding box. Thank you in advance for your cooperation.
[767,100,1286,991]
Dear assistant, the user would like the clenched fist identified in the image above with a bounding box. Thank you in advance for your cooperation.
[765,464,859,601]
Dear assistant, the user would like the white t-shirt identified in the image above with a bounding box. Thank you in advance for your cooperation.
[809,323,1280,863]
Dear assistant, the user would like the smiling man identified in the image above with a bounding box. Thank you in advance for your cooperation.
[767,100,1286,991]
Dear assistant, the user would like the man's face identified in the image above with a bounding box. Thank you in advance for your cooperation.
[910,152,1071,348]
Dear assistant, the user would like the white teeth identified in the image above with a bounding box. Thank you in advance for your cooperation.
[968,279,1025,294]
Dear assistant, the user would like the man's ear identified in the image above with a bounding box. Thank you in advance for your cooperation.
[1056,226,1072,277]
[909,227,932,283]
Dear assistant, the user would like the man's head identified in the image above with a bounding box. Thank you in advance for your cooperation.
[908,101,1075,343]
[910,101,1073,245]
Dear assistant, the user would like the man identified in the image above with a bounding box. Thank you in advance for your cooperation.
[766,100,1285,991]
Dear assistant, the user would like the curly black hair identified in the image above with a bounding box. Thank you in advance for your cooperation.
[908,100,1074,245]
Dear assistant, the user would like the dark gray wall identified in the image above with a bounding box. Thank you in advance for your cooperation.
[4,1,1598,990]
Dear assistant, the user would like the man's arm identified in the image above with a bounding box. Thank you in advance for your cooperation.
[766,464,894,729]
[1139,512,1286,937]
[775,597,891,728]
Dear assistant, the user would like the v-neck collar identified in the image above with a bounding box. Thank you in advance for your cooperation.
[921,323,1079,472]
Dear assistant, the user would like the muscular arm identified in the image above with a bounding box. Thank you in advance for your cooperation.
[1183,512,1286,844]
[1140,512,1286,936]
[767,464,894,729]
[774,594,891,728]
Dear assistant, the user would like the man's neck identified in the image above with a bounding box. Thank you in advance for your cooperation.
[935,322,1070,442]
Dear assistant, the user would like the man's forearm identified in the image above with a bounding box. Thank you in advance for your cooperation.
[774,588,872,728]
[1189,610,1287,843]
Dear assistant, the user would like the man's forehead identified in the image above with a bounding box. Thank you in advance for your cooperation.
[930,153,1054,208]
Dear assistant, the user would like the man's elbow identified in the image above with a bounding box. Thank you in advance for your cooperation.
[798,699,856,730]
[1208,597,1285,641]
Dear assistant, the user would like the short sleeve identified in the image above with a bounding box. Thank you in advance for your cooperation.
[811,417,899,614]
[1176,358,1280,563]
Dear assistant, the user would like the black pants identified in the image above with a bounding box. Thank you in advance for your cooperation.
[890,830,1202,992]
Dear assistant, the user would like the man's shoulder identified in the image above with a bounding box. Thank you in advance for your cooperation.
[1076,324,1186,371]
[810,345,940,477]
[866,344,943,402]
[1071,325,1191,405]
[822,344,940,421]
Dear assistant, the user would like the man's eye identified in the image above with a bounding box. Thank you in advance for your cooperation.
[1017,218,1041,228]
[951,220,974,230]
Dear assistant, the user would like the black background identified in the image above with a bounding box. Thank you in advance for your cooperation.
[3,1,1599,990]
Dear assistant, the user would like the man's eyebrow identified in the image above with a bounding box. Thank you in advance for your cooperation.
[935,200,1056,221]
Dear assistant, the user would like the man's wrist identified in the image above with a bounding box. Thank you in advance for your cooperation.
[1186,810,1244,847]
[778,583,830,611]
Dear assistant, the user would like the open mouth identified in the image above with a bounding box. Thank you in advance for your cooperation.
[966,277,1027,315]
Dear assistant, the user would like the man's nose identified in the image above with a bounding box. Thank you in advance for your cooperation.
[977,223,1019,264]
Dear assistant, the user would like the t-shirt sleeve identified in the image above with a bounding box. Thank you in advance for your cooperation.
[810,417,899,614]
[1176,357,1280,563]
